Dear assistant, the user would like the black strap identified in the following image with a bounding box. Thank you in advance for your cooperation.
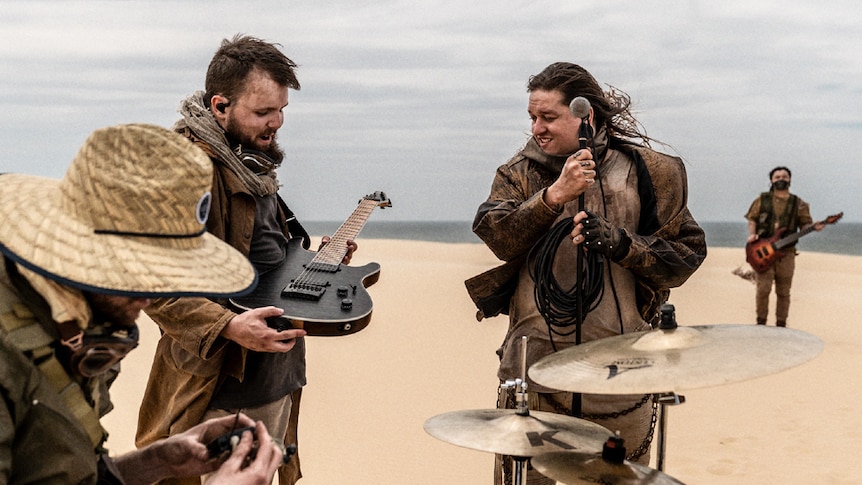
[631,150,660,236]
[276,195,311,250]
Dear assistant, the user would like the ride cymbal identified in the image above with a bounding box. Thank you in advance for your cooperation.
[529,324,822,394]
[423,408,611,457]
[531,451,684,485]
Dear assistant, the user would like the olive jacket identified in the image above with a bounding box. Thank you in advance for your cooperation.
[0,260,123,484]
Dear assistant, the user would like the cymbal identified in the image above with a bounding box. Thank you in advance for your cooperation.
[423,408,611,457]
[529,324,822,394]
[531,451,684,485]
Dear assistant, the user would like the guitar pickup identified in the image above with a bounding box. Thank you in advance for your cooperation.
[283,282,326,301]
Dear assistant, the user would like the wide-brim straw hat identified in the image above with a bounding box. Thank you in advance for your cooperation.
[0,123,257,298]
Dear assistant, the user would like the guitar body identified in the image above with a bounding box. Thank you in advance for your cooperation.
[230,191,391,337]
[230,238,381,336]
[745,229,787,273]
[745,212,842,273]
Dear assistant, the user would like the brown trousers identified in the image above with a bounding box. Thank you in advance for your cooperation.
[755,251,796,325]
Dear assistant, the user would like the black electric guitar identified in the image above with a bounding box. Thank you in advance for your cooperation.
[229,191,392,336]
[745,212,842,273]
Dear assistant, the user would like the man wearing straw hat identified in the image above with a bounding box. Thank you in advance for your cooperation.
[135,35,357,485]
[0,124,284,484]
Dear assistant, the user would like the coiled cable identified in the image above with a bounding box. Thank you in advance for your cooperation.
[528,217,605,345]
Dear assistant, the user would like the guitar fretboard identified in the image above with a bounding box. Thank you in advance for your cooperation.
[774,212,843,250]
[309,198,379,270]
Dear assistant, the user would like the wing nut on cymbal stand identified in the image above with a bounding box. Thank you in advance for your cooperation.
[500,336,531,417]
[501,336,531,485]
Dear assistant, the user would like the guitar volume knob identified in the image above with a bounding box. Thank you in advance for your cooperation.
[337,286,349,297]
[340,299,353,312]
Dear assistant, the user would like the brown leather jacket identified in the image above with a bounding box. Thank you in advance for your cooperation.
[466,138,707,325]
[136,130,307,449]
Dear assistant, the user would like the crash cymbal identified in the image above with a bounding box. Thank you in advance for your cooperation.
[529,324,822,394]
[531,451,684,485]
[423,408,611,457]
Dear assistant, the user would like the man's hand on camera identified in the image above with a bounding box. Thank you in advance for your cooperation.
[205,421,283,485]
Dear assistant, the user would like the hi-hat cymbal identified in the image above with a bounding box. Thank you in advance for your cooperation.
[529,324,822,394]
[423,408,611,457]
[531,451,684,485]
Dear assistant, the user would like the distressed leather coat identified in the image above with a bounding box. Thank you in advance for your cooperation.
[466,137,707,325]
[136,129,307,451]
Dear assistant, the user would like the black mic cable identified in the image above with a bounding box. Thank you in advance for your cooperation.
[528,218,604,340]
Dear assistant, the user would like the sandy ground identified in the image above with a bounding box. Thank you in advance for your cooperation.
[101,240,862,484]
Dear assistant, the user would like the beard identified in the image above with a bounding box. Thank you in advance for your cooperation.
[224,118,285,162]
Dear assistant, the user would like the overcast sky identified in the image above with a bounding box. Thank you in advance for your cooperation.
[2,0,860,224]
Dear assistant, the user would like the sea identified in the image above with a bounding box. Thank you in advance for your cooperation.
[302,221,862,257]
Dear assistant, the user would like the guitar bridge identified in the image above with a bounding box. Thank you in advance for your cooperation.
[283,282,326,301]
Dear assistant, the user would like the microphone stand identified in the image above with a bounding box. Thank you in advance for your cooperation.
[572,118,594,419]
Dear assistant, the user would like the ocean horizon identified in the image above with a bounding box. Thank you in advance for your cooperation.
[303,220,861,257]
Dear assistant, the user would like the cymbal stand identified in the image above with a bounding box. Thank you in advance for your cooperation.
[654,391,685,472]
[499,377,530,485]
[498,336,531,485]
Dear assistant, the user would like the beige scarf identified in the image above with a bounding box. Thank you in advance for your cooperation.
[173,91,280,196]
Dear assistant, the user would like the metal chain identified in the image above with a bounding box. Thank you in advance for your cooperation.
[541,393,649,419]
[542,393,657,462]
[497,388,659,471]
[627,397,658,462]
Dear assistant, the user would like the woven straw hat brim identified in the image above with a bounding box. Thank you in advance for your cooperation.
[0,173,257,298]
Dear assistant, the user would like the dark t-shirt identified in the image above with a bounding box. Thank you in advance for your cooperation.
[209,193,306,409]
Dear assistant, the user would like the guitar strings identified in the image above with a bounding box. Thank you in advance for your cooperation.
[291,200,376,289]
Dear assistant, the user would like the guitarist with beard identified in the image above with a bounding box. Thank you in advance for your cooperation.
[135,35,357,485]
[745,166,824,327]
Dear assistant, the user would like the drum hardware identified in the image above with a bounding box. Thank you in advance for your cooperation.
[423,337,610,485]
[528,303,822,474]
[531,443,685,484]
[528,304,822,394]
[654,392,684,472]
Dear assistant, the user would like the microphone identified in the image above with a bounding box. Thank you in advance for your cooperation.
[569,96,591,120]
[570,96,594,151]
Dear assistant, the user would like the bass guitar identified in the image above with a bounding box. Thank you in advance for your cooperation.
[229,191,392,336]
[745,212,843,273]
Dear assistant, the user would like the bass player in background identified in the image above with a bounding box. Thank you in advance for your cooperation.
[745,166,824,327]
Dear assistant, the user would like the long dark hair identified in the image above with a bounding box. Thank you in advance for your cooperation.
[527,62,657,148]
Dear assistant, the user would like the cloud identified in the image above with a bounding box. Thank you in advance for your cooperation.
[1,0,860,222]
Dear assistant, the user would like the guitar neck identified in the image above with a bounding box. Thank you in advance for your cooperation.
[313,198,379,266]
[774,218,826,249]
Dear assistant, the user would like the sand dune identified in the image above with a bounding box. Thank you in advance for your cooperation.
[101,241,862,484]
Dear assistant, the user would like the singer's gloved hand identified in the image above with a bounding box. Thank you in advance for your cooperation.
[581,211,631,261]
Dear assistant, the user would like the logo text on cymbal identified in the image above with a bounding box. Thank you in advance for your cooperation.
[525,431,575,450]
[605,357,653,379]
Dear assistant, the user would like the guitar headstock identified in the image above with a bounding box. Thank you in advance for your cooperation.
[362,191,393,209]
[824,212,843,224]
